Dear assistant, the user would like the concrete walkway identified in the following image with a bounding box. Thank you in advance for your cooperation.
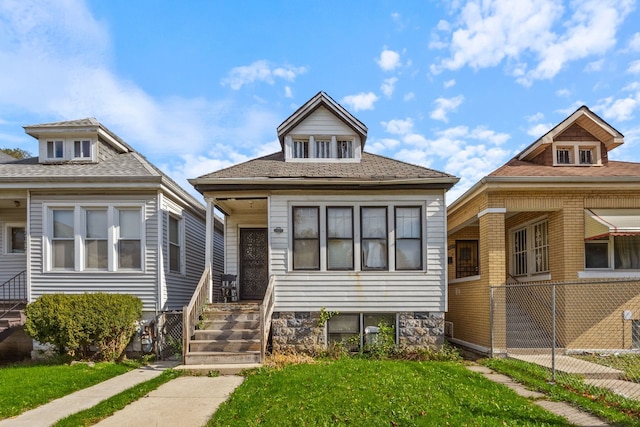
[467,365,611,426]
[0,362,243,427]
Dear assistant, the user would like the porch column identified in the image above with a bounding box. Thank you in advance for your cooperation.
[477,208,506,354]
[205,197,215,303]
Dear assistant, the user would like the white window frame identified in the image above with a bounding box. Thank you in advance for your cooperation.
[553,141,601,166]
[43,203,145,273]
[41,138,97,163]
[292,139,309,159]
[5,223,26,255]
[315,138,332,158]
[509,217,550,280]
[337,139,354,159]
[168,214,185,274]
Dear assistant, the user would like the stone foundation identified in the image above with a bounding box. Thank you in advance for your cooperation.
[271,311,445,353]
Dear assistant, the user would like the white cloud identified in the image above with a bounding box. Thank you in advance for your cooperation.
[594,95,639,122]
[627,60,640,74]
[431,0,634,86]
[341,92,379,112]
[381,77,398,97]
[585,59,604,72]
[527,123,552,137]
[284,86,293,98]
[527,112,544,122]
[403,92,415,101]
[221,60,308,90]
[628,32,640,51]
[376,49,401,71]
[366,138,400,154]
[556,88,571,97]
[444,79,456,88]
[430,95,464,122]
[381,118,414,135]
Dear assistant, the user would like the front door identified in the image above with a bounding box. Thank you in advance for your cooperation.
[239,228,268,300]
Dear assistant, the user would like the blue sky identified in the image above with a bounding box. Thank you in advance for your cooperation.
[1,0,639,203]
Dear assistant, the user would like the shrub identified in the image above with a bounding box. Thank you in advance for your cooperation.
[25,293,143,361]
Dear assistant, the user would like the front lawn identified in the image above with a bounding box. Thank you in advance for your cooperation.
[0,361,134,419]
[209,358,571,426]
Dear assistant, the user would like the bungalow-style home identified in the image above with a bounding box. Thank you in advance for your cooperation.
[0,118,221,358]
[446,106,640,355]
[187,91,458,363]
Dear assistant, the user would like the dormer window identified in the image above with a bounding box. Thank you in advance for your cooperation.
[556,148,571,164]
[553,142,600,166]
[315,139,331,158]
[579,147,594,165]
[293,139,308,158]
[74,140,92,159]
[47,140,64,160]
[337,140,353,159]
[41,137,96,163]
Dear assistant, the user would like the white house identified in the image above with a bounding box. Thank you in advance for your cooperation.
[188,92,458,357]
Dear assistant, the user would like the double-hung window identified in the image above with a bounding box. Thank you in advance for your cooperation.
[293,139,308,158]
[315,139,331,158]
[361,207,388,270]
[395,207,422,270]
[169,215,182,273]
[85,209,108,269]
[293,207,320,270]
[117,209,142,269]
[327,207,353,270]
[511,219,549,277]
[52,209,75,269]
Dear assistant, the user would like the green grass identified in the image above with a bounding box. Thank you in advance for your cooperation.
[0,361,135,419]
[574,353,640,383]
[209,358,572,426]
[482,357,640,426]
[53,369,182,427]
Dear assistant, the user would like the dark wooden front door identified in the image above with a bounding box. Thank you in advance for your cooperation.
[239,228,268,300]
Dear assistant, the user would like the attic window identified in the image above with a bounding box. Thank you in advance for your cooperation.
[556,148,571,164]
[47,140,64,159]
[74,140,91,159]
[337,140,353,158]
[315,139,331,158]
[42,138,95,163]
[293,140,308,158]
[579,148,594,165]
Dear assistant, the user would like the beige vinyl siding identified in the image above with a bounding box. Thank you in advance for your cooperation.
[289,106,355,137]
[0,208,28,285]
[269,193,447,312]
[29,193,160,311]
[161,197,207,311]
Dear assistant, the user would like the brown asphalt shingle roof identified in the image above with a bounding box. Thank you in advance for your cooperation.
[489,159,640,178]
[195,151,456,181]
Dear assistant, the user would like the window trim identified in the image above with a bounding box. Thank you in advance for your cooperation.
[326,206,354,271]
[326,313,398,350]
[553,141,601,166]
[361,206,389,271]
[584,235,640,271]
[509,217,549,278]
[168,214,185,274]
[5,223,26,255]
[42,138,96,163]
[394,206,423,271]
[292,206,320,271]
[44,203,145,273]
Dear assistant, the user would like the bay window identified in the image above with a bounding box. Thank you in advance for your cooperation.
[293,207,320,270]
[361,207,388,270]
[327,207,353,270]
[395,207,422,270]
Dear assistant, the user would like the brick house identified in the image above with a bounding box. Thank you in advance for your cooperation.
[446,106,640,355]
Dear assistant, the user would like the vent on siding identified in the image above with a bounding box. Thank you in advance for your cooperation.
[444,321,454,338]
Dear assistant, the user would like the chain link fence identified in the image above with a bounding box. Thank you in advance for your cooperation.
[491,279,640,399]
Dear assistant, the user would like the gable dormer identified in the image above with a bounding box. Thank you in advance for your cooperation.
[24,118,131,164]
[277,92,367,163]
[518,106,624,167]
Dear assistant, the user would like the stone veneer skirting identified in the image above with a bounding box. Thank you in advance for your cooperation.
[271,311,445,353]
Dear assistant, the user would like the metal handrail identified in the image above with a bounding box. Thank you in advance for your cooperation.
[0,270,27,320]
[260,275,276,362]
[182,266,211,364]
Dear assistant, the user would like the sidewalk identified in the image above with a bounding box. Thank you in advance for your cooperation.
[0,361,243,427]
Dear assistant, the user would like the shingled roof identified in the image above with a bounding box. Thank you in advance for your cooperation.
[489,159,640,178]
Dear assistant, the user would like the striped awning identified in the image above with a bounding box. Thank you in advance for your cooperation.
[584,209,640,240]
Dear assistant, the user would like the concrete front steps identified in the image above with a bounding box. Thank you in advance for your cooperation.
[0,303,26,336]
[183,302,262,369]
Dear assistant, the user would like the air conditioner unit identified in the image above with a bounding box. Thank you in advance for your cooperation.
[444,321,454,338]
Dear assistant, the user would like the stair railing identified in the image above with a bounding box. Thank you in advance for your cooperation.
[0,270,27,320]
[260,275,276,362]
[183,266,211,364]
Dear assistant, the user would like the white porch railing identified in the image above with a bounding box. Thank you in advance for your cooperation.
[260,275,276,362]
[182,266,210,364]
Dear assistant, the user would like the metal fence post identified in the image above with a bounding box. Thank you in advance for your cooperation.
[490,286,494,356]
[551,283,556,384]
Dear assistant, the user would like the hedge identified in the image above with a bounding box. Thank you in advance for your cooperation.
[25,293,143,361]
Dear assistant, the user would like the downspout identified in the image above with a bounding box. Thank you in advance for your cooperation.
[205,197,214,303]
[26,190,31,303]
